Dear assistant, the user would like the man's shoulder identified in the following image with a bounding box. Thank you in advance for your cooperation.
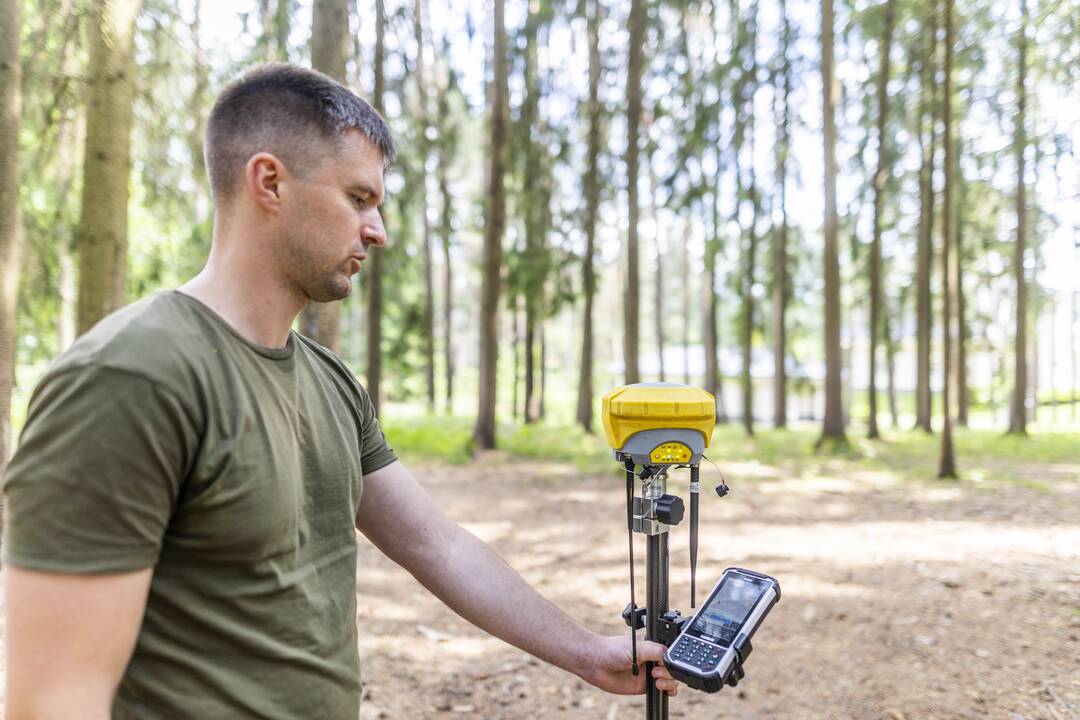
[295,333,373,406]
[49,291,212,392]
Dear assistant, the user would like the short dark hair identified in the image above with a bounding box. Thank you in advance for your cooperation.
[205,63,395,203]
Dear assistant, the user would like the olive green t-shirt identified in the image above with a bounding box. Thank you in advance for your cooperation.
[2,290,397,719]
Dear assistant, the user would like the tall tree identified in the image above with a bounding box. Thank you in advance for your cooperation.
[623,0,645,385]
[737,0,759,436]
[867,0,896,440]
[576,0,602,432]
[1007,0,1028,435]
[367,0,386,413]
[771,0,792,429]
[956,144,969,426]
[75,0,141,335]
[414,0,436,410]
[521,0,549,422]
[0,0,22,473]
[300,0,350,352]
[275,0,291,60]
[938,0,957,479]
[474,0,509,449]
[913,2,938,433]
[434,44,460,414]
[818,0,846,446]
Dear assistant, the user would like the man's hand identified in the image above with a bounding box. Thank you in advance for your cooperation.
[582,636,680,697]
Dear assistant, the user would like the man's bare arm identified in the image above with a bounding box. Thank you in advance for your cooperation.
[355,461,677,695]
[4,566,153,720]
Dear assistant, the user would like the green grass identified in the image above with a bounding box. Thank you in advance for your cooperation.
[380,414,476,464]
[381,412,1079,488]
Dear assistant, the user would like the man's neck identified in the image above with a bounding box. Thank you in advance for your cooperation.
[178,240,306,350]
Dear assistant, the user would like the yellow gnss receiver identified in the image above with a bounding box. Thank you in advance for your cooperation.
[602,383,716,466]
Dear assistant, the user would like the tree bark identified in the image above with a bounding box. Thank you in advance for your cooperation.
[366,0,386,413]
[0,0,22,474]
[300,0,350,353]
[867,0,895,439]
[623,0,645,385]
[474,0,509,449]
[576,0,601,432]
[414,0,436,411]
[275,0,291,60]
[818,0,846,445]
[522,0,545,422]
[956,151,969,426]
[938,0,957,479]
[650,160,666,383]
[76,0,141,336]
[914,4,937,433]
[1008,0,1028,435]
[438,129,454,414]
[772,0,791,429]
[884,293,900,428]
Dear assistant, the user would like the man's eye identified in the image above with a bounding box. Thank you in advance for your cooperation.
[351,195,367,209]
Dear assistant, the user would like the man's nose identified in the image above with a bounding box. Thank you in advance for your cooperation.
[361,211,388,248]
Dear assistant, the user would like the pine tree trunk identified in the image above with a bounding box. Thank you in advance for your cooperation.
[914,5,937,433]
[956,158,969,426]
[740,3,759,437]
[884,295,900,427]
[867,0,895,440]
[576,0,601,432]
[772,0,791,429]
[191,0,210,227]
[683,217,691,386]
[1008,0,1028,435]
[366,0,386,413]
[0,0,22,474]
[275,0,291,59]
[818,0,846,445]
[439,146,454,414]
[523,1,544,422]
[300,0,350,353]
[938,0,957,479]
[512,299,520,421]
[474,0,508,449]
[623,0,645,385]
[76,0,141,336]
[650,161,666,383]
[414,0,435,411]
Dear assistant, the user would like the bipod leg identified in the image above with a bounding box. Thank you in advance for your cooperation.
[645,531,669,720]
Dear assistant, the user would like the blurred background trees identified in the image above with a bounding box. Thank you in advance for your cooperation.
[4,0,1080,468]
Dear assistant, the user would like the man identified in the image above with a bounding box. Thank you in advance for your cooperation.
[2,63,678,718]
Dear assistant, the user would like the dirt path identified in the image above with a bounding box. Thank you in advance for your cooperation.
[356,456,1080,720]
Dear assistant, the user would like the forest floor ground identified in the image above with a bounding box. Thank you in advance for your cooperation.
[356,444,1080,720]
[0,427,1076,719]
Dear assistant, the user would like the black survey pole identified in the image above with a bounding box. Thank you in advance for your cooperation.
[645,532,669,719]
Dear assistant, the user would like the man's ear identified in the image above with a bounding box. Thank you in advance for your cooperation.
[245,152,287,212]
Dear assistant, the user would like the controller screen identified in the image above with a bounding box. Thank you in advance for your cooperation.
[688,574,766,646]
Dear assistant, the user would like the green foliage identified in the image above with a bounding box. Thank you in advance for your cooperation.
[381,414,475,464]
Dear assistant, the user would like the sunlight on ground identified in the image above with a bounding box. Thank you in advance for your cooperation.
[699,520,1080,565]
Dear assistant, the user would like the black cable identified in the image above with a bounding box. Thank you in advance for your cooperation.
[690,464,699,608]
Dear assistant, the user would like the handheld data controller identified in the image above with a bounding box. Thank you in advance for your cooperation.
[664,567,780,693]
[601,382,781,719]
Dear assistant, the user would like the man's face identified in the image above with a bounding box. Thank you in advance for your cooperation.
[279,129,387,303]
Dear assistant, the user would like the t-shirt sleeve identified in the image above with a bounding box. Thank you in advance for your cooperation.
[358,389,397,475]
[2,363,198,573]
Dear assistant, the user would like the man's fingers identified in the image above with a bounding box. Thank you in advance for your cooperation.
[651,666,675,681]
[634,640,669,664]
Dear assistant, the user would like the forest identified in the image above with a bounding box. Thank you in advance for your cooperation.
[1,0,1079,717]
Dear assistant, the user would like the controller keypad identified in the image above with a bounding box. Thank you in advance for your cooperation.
[668,636,723,673]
